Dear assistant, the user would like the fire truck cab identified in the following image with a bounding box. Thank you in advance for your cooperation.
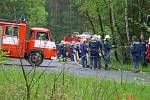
[0,20,57,66]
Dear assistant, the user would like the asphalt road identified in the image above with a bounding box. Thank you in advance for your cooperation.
[3,58,150,85]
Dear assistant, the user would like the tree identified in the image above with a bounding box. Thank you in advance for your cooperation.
[0,0,48,27]
[46,0,87,42]
[73,0,150,63]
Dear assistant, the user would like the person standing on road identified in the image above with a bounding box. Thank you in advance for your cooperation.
[62,42,68,61]
[130,36,141,73]
[96,35,103,68]
[80,38,88,68]
[58,40,67,61]
[70,41,77,61]
[57,40,64,60]
[103,35,113,70]
[140,35,147,67]
[89,35,102,69]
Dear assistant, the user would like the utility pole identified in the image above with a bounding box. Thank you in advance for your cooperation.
[125,0,130,42]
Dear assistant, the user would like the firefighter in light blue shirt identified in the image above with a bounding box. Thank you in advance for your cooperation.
[80,38,88,68]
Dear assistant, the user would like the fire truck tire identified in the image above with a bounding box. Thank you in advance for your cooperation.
[28,51,44,66]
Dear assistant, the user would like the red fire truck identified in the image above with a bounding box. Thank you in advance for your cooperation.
[0,20,57,66]
[63,32,92,57]
[63,32,92,44]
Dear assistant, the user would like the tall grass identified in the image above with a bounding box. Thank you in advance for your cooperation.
[0,67,149,100]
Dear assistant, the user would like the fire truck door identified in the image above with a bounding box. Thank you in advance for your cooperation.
[2,25,20,57]
[3,26,19,45]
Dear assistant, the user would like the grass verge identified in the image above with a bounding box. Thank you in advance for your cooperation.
[0,67,149,100]
[109,62,150,72]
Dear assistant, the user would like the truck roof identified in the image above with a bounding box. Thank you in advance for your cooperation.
[30,27,50,32]
[0,21,26,26]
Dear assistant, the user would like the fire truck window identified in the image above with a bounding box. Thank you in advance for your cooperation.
[29,31,34,39]
[13,27,18,36]
[5,26,18,36]
[36,32,49,40]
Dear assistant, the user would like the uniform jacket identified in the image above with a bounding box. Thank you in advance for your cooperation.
[103,40,112,51]
[130,41,141,56]
[80,42,88,56]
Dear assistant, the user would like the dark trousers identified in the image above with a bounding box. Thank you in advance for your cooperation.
[70,54,74,61]
[141,52,147,66]
[97,54,101,66]
[105,50,110,69]
[81,55,87,67]
[132,54,140,69]
[90,55,97,68]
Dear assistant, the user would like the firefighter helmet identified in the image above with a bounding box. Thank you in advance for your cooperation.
[105,35,110,39]
[61,40,64,43]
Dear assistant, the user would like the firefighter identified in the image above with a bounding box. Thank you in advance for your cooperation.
[58,40,67,61]
[80,38,88,68]
[70,41,77,61]
[130,36,141,73]
[62,42,68,61]
[57,40,63,60]
[103,35,112,70]
[96,35,103,68]
[89,35,102,69]
[77,43,81,59]
[140,35,147,67]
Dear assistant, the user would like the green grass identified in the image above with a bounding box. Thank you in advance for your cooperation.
[0,67,150,100]
[109,62,150,72]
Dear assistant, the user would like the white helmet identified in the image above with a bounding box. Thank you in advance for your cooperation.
[81,38,86,42]
[63,42,66,44]
[61,40,64,43]
[97,35,101,39]
[92,34,97,40]
[72,41,75,44]
[105,35,110,39]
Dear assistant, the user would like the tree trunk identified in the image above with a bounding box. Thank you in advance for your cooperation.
[85,10,96,34]
[96,9,104,33]
[114,13,131,64]
[109,0,119,62]
[96,8,105,39]
[125,0,130,42]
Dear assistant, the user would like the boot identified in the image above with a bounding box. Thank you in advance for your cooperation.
[133,68,140,73]
[105,64,108,70]
[98,64,102,69]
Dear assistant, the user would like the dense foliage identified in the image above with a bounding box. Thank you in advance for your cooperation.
[0,0,48,27]
[0,0,149,62]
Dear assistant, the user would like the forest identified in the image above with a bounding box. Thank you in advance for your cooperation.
[0,1,150,100]
[0,0,150,63]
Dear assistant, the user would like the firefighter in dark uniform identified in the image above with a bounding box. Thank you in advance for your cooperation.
[103,35,112,70]
[140,35,147,67]
[62,42,68,61]
[58,40,67,61]
[96,35,102,68]
[80,38,88,68]
[130,36,141,73]
[89,35,102,69]
[57,40,64,60]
